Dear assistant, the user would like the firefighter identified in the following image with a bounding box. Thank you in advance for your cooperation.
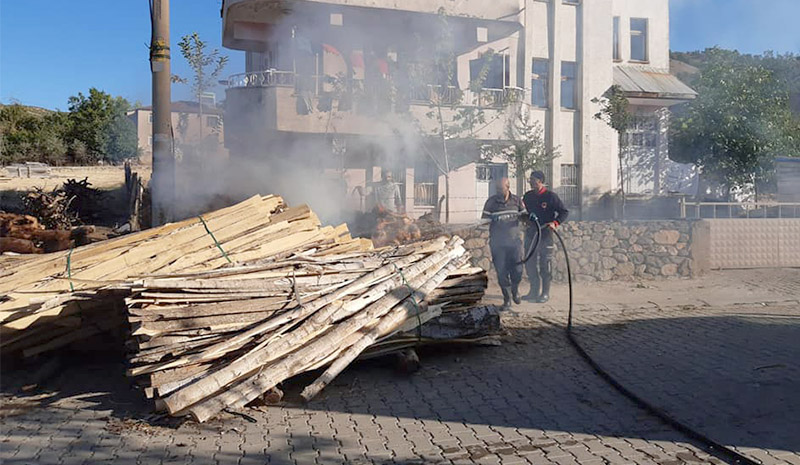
[522,170,569,303]
[481,177,526,310]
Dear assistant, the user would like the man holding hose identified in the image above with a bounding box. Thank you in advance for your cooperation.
[523,170,569,303]
[481,177,526,310]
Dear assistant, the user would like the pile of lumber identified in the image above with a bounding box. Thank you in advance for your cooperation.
[124,236,486,421]
[1,194,495,422]
[0,195,370,358]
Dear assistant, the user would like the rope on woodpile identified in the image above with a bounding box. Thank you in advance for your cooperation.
[197,214,232,263]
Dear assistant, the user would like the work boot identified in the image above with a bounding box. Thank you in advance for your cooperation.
[511,285,522,305]
[501,287,512,310]
[536,280,551,303]
[523,282,539,302]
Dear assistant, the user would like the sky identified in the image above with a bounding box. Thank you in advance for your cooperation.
[1,0,799,111]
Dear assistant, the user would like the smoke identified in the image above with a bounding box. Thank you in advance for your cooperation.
[164,5,459,226]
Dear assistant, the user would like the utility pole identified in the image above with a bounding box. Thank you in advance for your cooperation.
[150,0,174,225]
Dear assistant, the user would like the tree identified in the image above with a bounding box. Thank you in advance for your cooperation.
[669,48,800,199]
[67,88,138,163]
[492,109,559,196]
[404,9,501,222]
[593,85,633,216]
[0,104,69,165]
[173,32,228,145]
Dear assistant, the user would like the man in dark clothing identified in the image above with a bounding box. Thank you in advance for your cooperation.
[522,170,569,303]
[481,177,526,309]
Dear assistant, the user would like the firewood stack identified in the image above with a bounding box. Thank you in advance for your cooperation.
[1,194,495,422]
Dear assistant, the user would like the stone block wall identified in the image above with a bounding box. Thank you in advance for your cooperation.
[455,220,707,282]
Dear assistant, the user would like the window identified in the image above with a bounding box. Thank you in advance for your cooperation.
[531,59,549,108]
[626,116,658,148]
[470,53,510,89]
[561,61,577,109]
[630,18,648,62]
[148,113,153,123]
[206,116,220,128]
[613,17,621,61]
[414,160,437,207]
[559,164,580,206]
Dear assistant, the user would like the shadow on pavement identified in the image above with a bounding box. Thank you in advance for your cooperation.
[2,311,798,462]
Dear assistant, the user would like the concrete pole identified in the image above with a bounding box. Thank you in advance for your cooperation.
[150,0,175,225]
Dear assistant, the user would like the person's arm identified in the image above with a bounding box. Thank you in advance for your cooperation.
[551,193,569,227]
[481,198,493,224]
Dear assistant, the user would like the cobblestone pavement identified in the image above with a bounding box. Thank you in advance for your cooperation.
[561,304,800,465]
[1,269,798,465]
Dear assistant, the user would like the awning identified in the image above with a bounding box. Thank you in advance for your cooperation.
[614,66,697,105]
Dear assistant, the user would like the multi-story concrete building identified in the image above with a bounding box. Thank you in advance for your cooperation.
[221,0,695,222]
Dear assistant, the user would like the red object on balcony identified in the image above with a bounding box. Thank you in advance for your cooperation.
[323,43,341,56]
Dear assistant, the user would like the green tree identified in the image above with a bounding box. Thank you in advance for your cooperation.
[669,48,800,198]
[405,9,501,222]
[493,109,559,196]
[0,104,69,165]
[173,32,228,145]
[593,85,633,216]
[67,88,138,163]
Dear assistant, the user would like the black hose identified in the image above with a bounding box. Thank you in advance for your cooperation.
[538,224,758,465]
[518,218,542,265]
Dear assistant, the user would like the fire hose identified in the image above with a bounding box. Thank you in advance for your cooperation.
[519,215,758,465]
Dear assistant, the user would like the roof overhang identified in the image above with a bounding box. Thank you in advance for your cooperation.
[614,66,697,107]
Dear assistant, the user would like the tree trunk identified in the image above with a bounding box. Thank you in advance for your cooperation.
[618,132,626,220]
[444,174,450,224]
[516,156,525,197]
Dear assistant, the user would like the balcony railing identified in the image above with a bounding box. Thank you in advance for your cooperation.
[477,87,526,108]
[227,70,298,88]
[414,183,438,207]
[227,71,527,110]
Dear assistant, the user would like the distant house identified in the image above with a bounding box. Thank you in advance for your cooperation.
[127,101,227,164]
[220,0,695,221]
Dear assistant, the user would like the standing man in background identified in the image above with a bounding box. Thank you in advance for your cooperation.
[523,170,569,303]
[372,170,403,214]
[482,177,526,310]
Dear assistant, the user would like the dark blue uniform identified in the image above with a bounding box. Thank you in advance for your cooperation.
[481,193,526,293]
[522,188,569,299]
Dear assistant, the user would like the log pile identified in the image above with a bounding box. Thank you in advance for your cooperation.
[0,213,95,254]
[124,236,485,421]
[0,195,364,358]
[1,194,495,422]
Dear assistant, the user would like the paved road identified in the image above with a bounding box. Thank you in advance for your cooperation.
[2,268,798,464]
[2,315,722,465]
[565,304,800,465]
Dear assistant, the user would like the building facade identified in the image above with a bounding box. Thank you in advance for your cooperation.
[128,101,227,164]
[221,0,695,223]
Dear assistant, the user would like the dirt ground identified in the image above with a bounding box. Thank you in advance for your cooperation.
[0,165,152,193]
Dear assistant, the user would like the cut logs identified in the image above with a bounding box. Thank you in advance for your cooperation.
[1,194,496,422]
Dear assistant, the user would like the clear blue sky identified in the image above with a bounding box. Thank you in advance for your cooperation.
[1,0,799,110]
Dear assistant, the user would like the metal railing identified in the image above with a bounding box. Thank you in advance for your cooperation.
[414,183,438,207]
[679,198,800,219]
[409,85,463,106]
[228,72,526,110]
[227,70,298,89]
[477,87,525,108]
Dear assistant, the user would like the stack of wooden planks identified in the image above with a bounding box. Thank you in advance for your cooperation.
[1,194,495,422]
[0,195,371,358]
[123,236,490,421]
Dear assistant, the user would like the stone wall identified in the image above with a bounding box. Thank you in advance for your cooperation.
[455,220,707,282]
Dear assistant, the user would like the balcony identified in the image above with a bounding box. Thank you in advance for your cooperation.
[224,70,520,139]
[222,0,524,50]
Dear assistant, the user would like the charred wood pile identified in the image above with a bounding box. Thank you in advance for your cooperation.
[0,194,496,422]
[0,213,95,254]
